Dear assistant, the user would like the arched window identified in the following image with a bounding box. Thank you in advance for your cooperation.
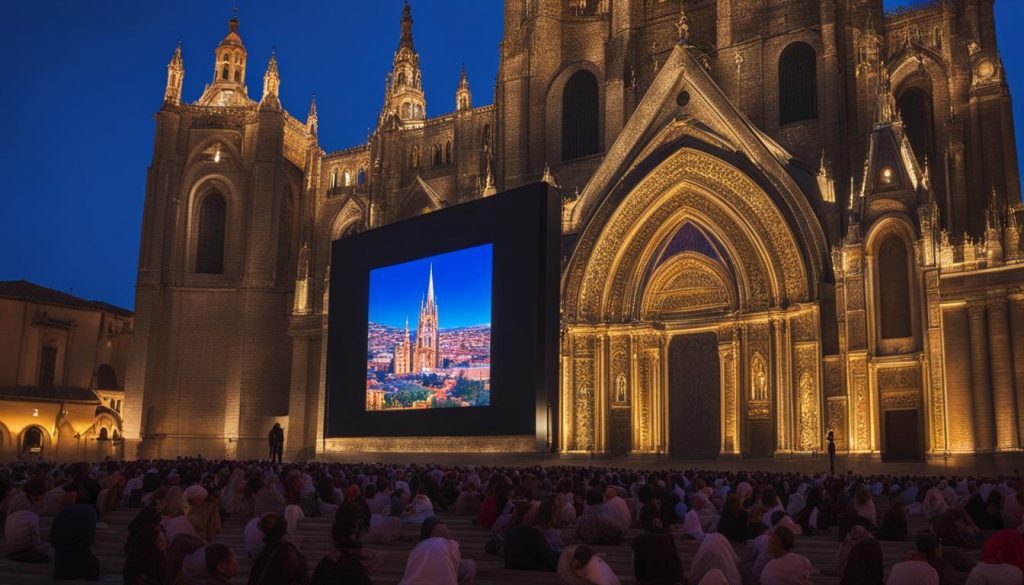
[878,235,913,339]
[343,169,352,187]
[99,428,109,441]
[411,146,420,168]
[402,102,412,119]
[414,104,423,119]
[898,88,935,167]
[397,72,406,86]
[234,69,241,82]
[330,168,338,189]
[97,364,118,389]
[196,193,227,274]
[778,42,818,125]
[38,343,57,387]
[562,70,600,160]
[357,167,366,186]
[433,145,442,167]
[445,141,452,165]
[222,65,229,80]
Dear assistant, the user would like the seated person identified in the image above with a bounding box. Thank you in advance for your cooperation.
[632,504,683,585]
[503,508,559,572]
[203,543,240,585]
[575,488,624,545]
[760,526,812,585]
[50,486,100,581]
[399,516,476,585]
[558,545,621,585]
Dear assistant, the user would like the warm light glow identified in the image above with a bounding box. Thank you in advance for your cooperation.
[32,408,39,417]
[214,147,222,163]
[881,167,893,184]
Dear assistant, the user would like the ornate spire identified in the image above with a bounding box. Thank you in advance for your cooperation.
[456,65,472,112]
[399,1,415,52]
[212,13,247,87]
[306,94,318,136]
[817,154,836,204]
[426,264,435,306]
[260,49,281,109]
[875,62,899,126]
[164,40,184,106]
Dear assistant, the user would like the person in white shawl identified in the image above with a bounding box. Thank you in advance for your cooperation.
[604,487,632,533]
[399,517,475,585]
[689,533,742,585]
[886,555,939,585]
[760,526,812,585]
[557,545,621,585]
[406,492,436,524]
[680,508,706,540]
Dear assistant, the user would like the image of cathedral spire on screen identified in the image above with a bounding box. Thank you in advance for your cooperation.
[366,244,492,411]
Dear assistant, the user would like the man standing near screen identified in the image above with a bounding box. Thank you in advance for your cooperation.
[268,423,284,464]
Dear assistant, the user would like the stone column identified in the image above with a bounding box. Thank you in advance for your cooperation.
[285,335,310,460]
[987,297,1020,450]
[1009,293,1024,448]
[967,302,995,451]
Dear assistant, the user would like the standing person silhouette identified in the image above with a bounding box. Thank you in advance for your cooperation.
[269,424,284,464]
[827,431,836,476]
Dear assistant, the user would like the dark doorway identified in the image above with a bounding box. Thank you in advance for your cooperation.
[22,427,43,455]
[609,408,632,455]
[883,410,921,461]
[746,420,774,458]
[669,333,720,458]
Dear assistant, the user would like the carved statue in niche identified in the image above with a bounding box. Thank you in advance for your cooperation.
[615,373,627,403]
[751,353,768,401]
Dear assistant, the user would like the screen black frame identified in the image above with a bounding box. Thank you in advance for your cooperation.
[325,183,560,449]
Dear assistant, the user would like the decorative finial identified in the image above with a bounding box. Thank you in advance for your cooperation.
[676,2,690,45]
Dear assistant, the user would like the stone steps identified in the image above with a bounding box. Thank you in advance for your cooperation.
[0,507,978,585]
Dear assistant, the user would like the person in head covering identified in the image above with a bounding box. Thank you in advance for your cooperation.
[557,545,621,585]
[203,543,240,585]
[310,503,376,585]
[247,512,308,585]
[915,531,964,585]
[502,502,558,572]
[604,486,632,532]
[718,493,749,543]
[837,526,883,585]
[680,508,707,540]
[124,523,171,585]
[406,490,435,524]
[760,526,812,585]
[398,516,476,585]
[689,533,742,585]
[887,551,940,585]
[184,484,221,543]
[3,480,48,563]
[50,486,100,581]
[575,488,624,545]
[877,498,909,541]
[632,502,682,585]
[965,529,1024,584]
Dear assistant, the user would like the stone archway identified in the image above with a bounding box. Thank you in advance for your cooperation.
[561,145,825,457]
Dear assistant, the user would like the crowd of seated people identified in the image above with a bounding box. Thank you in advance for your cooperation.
[0,458,1022,584]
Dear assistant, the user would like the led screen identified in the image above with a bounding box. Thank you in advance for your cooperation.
[365,243,492,411]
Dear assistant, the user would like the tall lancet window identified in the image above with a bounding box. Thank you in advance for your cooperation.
[778,42,818,125]
[196,193,227,274]
[562,70,600,161]
[878,235,912,339]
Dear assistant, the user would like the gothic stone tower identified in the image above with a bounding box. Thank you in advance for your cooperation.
[413,266,440,372]
[123,15,317,458]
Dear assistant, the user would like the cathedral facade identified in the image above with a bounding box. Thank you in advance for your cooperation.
[125,0,1024,461]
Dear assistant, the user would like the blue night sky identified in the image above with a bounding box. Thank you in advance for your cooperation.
[368,243,492,330]
[1,1,1022,310]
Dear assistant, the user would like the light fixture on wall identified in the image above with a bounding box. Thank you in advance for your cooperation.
[214,146,222,164]
[881,167,893,185]
[32,409,38,417]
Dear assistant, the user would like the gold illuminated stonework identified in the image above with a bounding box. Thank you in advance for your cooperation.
[122,4,1024,462]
